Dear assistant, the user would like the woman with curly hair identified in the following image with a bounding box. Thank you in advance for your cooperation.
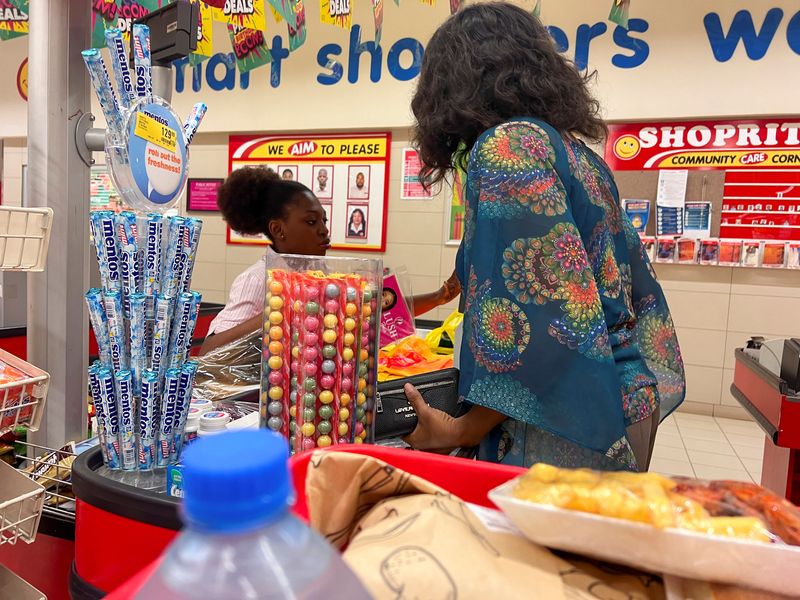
[402,3,685,471]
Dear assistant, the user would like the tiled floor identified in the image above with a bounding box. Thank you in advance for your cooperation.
[651,413,765,482]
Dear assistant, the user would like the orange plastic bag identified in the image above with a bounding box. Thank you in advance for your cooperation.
[378,335,454,382]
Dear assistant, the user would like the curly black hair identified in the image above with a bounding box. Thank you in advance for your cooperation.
[216,167,311,239]
[412,2,607,187]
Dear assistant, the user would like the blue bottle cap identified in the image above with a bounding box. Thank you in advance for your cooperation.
[181,430,291,533]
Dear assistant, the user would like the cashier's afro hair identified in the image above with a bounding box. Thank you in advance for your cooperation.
[216,167,312,240]
[412,2,607,188]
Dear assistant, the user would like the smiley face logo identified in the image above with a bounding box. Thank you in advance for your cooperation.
[613,135,640,160]
[17,58,27,102]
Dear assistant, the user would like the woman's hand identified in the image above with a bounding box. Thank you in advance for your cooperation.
[402,383,509,452]
[401,384,463,452]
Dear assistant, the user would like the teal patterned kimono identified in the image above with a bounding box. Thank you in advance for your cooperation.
[456,119,685,471]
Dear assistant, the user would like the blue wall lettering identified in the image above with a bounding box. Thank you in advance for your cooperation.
[348,25,382,83]
[386,38,424,81]
[704,8,784,61]
[270,36,290,88]
[546,25,569,53]
[785,10,800,55]
[612,19,650,68]
[317,43,344,85]
[206,53,236,91]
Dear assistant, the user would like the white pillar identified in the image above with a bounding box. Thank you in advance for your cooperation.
[27,0,92,447]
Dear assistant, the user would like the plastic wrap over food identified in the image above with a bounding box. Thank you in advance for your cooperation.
[191,330,261,402]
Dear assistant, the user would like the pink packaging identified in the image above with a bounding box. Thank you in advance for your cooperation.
[379,274,415,347]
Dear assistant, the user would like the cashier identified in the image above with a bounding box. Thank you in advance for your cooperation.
[200,167,459,354]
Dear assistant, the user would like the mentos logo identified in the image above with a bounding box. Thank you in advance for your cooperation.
[102,376,119,433]
[102,219,119,281]
[138,384,152,438]
[161,377,180,434]
[118,377,133,429]
[174,304,191,352]
[112,38,133,98]
[151,341,163,371]
[146,221,160,273]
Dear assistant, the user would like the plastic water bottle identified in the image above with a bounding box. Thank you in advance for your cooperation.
[135,430,371,599]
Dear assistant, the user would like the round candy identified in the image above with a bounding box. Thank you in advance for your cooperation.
[318,421,332,435]
[319,390,334,404]
[322,345,337,359]
[320,375,335,390]
[366,385,374,396]
[293,300,302,312]
[358,363,368,377]
[303,392,316,407]
[267,416,283,431]
[321,359,336,374]
[317,435,332,448]
[268,371,283,385]
[362,305,372,318]
[268,341,283,355]
[357,392,367,406]
[342,348,354,362]
[360,349,369,362]
[323,314,338,329]
[304,316,320,331]
[269,326,283,341]
[361,335,370,348]
[269,311,283,325]
[268,386,283,401]
[338,437,348,445]
[302,438,316,451]
[301,422,316,437]
[358,378,367,392]
[319,405,333,420]
[305,332,319,347]
[267,356,283,370]
[269,296,284,310]
[291,359,300,373]
[345,303,357,317]
[269,280,283,294]
[338,423,349,436]
[355,422,365,435]
[292,347,301,359]
[325,300,339,314]
[346,287,357,301]
[303,407,316,422]
[305,286,320,299]
[365,289,374,302]
[344,333,356,347]
[344,318,356,332]
[289,405,297,418]
[305,301,320,315]
[341,377,353,392]
[322,329,337,344]
[290,390,297,403]
[325,283,340,298]
[340,393,352,406]
[304,378,317,392]
[289,421,296,434]
[354,437,363,445]
[292,331,299,343]
[342,363,354,377]
[303,347,318,362]
[339,407,350,421]
[304,362,318,377]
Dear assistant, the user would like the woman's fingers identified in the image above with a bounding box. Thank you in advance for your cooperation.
[403,383,427,413]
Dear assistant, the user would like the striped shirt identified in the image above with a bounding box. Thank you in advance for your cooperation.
[208,247,288,336]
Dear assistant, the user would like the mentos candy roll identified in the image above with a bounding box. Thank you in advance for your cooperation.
[115,370,136,471]
[167,292,194,369]
[170,361,198,462]
[81,49,124,134]
[89,212,107,278]
[85,288,111,366]
[184,291,203,358]
[182,102,207,146]
[181,218,203,294]
[97,367,122,469]
[157,368,182,467]
[104,290,128,372]
[162,217,187,300]
[132,24,152,102]
[88,364,111,466]
[94,212,122,292]
[104,28,135,109]
[143,213,163,312]
[138,370,160,470]
[151,294,172,378]
[129,293,147,396]
[121,244,139,318]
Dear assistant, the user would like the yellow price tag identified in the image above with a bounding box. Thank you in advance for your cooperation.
[134,112,178,153]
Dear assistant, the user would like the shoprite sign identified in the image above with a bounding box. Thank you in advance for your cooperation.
[605,120,800,171]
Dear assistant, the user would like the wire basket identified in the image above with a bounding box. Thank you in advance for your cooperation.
[0,461,45,545]
[0,348,49,437]
[0,206,54,272]
[0,563,46,599]
[14,441,77,520]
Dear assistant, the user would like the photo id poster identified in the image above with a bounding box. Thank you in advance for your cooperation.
[227,132,391,252]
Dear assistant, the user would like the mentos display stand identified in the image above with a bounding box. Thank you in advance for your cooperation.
[70,448,181,598]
